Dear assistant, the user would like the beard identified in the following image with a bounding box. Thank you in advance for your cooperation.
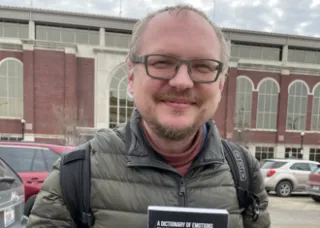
[139,89,207,141]
[142,112,200,141]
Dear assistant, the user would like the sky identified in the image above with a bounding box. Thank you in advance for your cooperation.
[1,0,319,37]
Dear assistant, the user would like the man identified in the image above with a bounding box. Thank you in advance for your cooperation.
[27,4,271,228]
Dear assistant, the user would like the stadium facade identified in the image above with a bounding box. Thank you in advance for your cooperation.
[0,5,319,162]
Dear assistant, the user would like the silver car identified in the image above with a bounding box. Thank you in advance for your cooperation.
[260,158,320,197]
[0,157,25,228]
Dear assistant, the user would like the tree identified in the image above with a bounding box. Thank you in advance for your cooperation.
[286,115,305,130]
[52,104,88,146]
[233,128,250,148]
[233,108,251,148]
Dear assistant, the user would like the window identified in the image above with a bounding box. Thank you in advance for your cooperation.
[105,32,131,48]
[0,58,24,118]
[290,163,311,171]
[36,25,99,45]
[309,148,320,162]
[311,84,320,131]
[255,147,274,161]
[231,43,281,61]
[286,81,309,130]
[44,150,60,171]
[109,63,135,128]
[257,79,279,129]
[32,150,46,172]
[235,77,253,128]
[285,147,303,159]
[288,48,320,64]
[0,22,28,39]
[310,163,319,172]
[311,167,320,174]
[0,147,36,172]
[261,161,287,169]
[0,158,22,191]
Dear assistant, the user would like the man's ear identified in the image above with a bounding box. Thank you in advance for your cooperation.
[219,73,227,92]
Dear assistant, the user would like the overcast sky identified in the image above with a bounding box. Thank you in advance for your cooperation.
[1,0,319,37]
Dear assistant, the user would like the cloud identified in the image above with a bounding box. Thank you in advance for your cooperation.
[0,0,319,38]
[310,0,320,8]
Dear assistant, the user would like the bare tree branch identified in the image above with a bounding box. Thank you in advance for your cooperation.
[52,104,88,146]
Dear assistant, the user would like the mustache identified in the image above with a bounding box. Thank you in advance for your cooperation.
[154,91,200,104]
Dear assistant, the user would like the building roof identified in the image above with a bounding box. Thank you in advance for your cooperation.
[0,5,320,48]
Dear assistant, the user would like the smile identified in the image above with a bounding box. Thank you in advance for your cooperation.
[162,100,195,108]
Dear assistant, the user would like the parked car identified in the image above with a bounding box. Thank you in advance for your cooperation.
[0,141,73,217]
[306,163,320,203]
[0,157,26,228]
[260,158,320,197]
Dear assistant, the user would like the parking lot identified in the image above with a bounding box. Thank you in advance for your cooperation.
[269,193,320,228]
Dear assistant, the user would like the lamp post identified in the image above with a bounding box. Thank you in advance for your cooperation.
[21,119,26,141]
[300,131,305,157]
[237,129,242,145]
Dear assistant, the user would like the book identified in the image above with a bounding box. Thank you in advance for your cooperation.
[148,206,229,228]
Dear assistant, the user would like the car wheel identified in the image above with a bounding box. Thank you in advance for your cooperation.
[276,181,292,197]
[24,195,37,216]
[311,195,320,203]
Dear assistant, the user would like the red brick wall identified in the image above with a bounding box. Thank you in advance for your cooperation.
[77,58,94,127]
[34,50,66,135]
[212,68,238,139]
[0,119,21,134]
[23,50,35,134]
[1,49,319,146]
[213,68,320,146]
[0,51,22,62]
[0,49,95,142]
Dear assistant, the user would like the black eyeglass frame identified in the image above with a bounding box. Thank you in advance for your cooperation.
[132,54,224,83]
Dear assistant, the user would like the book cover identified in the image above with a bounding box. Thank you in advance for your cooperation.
[148,206,229,228]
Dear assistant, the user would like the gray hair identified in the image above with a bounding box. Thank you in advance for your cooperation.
[128,4,230,81]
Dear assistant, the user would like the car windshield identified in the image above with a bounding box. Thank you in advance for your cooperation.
[311,167,320,174]
[0,158,21,191]
[261,161,287,169]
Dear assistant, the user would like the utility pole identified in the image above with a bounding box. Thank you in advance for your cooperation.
[29,0,33,20]
[119,0,123,17]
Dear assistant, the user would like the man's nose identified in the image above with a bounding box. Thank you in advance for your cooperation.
[168,64,194,90]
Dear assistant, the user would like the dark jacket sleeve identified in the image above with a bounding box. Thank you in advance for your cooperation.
[26,157,73,228]
[243,151,271,228]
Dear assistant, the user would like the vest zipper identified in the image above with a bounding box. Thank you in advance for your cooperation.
[179,178,186,207]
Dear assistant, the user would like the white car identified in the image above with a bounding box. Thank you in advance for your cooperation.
[0,157,26,228]
[260,158,320,197]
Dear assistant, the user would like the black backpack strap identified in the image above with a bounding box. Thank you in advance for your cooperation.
[221,139,260,222]
[60,141,95,228]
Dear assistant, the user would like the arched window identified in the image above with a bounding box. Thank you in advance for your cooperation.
[311,84,320,131]
[286,81,309,130]
[235,76,253,129]
[256,79,280,129]
[108,63,134,128]
[0,58,23,118]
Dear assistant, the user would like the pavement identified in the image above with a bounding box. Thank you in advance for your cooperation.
[268,192,320,228]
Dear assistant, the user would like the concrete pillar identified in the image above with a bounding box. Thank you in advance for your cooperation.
[99,27,105,46]
[276,144,286,158]
[28,20,35,40]
[227,40,232,56]
[282,45,288,63]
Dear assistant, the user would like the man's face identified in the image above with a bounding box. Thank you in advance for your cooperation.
[128,10,224,140]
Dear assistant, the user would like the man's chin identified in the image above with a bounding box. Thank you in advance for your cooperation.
[158,117,194,129]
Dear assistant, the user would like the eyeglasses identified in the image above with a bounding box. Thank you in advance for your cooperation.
[132,54,223,83]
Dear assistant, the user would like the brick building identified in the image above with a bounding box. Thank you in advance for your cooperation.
[0,5,319,161]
